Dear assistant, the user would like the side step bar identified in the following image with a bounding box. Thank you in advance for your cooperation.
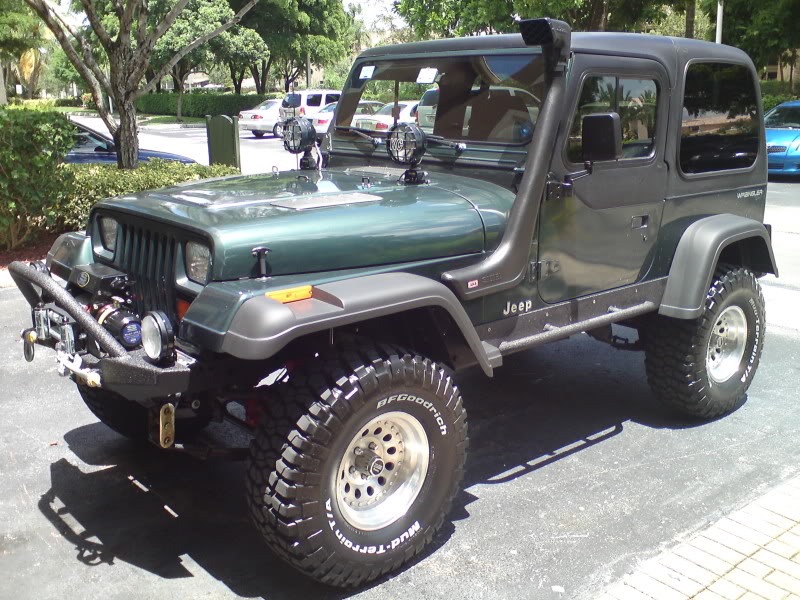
[495,301,656,355]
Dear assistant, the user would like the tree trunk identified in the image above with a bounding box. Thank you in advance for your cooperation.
[230,63,242,94]
[0,62,7,106]
[685,0,696,38]
[176,76,185,120]
[113,99,139,169]
[249,62,262,94]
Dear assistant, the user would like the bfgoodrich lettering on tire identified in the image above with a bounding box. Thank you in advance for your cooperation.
[246,343,467,588]
[644,265,766,419]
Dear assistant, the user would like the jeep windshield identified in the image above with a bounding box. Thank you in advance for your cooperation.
[334,52,546,146]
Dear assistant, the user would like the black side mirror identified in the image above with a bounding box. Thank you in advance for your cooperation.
[582,112,622,163]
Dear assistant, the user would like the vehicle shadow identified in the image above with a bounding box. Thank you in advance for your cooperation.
[41,335,719,598]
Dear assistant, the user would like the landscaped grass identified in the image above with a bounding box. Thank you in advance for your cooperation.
[140,115,206,125]
[53,106,98,113]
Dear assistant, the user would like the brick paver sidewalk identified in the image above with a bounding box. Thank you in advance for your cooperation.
[600,477,800,600]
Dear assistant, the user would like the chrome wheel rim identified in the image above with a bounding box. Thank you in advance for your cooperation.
[335,410,429,531]
[706,305,748,383]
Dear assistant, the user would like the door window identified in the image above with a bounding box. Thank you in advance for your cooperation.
[325,93,340,104]
[679,62,759,173]
[567,76,658,163]
[306,94,322,107]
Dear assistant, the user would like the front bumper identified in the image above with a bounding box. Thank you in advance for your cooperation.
[9,261,196,403]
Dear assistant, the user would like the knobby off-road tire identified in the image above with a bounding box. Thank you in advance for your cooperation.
[246,343,467,588]
[77,385,211,441]
[644,265,766,419]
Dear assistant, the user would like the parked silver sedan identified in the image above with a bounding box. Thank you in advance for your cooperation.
[238,99,282,138]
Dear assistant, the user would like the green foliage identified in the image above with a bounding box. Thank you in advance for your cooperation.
[763,94,799,112]
[81,92,96,108]
[54,98,82,107]
[395,0,666,37]
[0,108,75,250]
[761,81,796,96]
[135,91,275,117]
[56,159,239,230]
[0,0,44,60]
[699,0,800,70]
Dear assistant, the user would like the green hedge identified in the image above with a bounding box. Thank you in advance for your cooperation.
[57,160,239,230]
[55,98,82,107]
[0,107,239,251]
[763,94,799,111]
[0,109,75,251]
[135,91,283,118]
[760,80,797,96]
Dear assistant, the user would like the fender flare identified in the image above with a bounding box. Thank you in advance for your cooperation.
[215,272,501,376]
[659,214,778,320]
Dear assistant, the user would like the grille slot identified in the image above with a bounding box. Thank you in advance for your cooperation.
[115,223,178,323]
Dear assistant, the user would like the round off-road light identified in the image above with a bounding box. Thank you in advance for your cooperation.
[141,311,175,362]
[283,117,317,154]
[386,123,426,166]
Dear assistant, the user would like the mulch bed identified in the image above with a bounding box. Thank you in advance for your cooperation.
[0,232,60,271]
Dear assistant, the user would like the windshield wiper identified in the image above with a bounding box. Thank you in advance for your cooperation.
[335,126,384,147]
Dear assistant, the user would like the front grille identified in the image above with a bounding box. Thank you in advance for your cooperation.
[768,145,787,153]
[114,223,178,323]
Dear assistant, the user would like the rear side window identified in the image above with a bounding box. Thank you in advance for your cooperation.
[282,93,301,108]
[325,93,340,104]
[567,75,658,162]
[420,89,439,106]
[680,62,759,174]
[306,94,322,107]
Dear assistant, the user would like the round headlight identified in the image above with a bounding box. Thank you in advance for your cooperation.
[141,311,175,362]
[386,123,426,166]
[99,217,118,251]
[283,117,317,154]
[185,241,211,285]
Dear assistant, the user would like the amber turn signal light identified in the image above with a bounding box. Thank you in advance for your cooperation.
[265,285,313,303]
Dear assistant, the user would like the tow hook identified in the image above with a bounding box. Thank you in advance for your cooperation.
[21,328,36,362]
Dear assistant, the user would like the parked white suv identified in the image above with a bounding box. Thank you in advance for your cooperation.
[278,89,342,122]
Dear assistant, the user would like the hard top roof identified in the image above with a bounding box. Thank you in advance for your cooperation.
[358,32,753,79]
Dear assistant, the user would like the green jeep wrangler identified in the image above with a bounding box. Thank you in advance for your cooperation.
[10,18,778,588]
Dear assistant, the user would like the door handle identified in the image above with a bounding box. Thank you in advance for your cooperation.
[631,215,649,229]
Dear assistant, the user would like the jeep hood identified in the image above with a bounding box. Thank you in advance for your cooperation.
[96,168,513,280]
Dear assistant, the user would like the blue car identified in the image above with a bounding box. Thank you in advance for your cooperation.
[67,122,195,164]
[765,100,800,175]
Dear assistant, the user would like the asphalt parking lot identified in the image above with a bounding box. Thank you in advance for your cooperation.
[1,177,798,600]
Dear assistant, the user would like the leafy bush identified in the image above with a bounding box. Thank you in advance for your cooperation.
[135,91,281,117]
[763,94,800,112]
[57,159,239,230]
[0,109,75,251]
[55,98,82,107]
[760,80,796,96]
[19,98,56,109]
[81,92,96,108]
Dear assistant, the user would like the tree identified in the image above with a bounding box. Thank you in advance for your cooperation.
[23,0,261,168]
[700,0,800,78]
[235,0,351,93]
[46,45,87,94]
[395,0,669,37]
[150,0,237,120]
[0,0,48,103]
[215,25,267,94]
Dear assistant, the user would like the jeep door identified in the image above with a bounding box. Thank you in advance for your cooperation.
[537,55,669,303]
